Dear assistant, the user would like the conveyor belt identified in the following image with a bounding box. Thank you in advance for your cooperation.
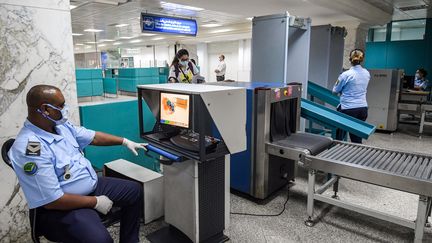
[316,143,432,180]
[305,141,432,197]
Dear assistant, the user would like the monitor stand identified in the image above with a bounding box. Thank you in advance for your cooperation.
[147,157,229,243]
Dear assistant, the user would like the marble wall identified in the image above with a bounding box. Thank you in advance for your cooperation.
[339,21,369,69]
[0,0,77,241]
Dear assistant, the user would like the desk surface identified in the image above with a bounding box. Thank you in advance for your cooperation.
[401,90,430,95]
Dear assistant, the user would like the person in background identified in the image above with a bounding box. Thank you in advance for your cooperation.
[214,54,226,82]
[8,85,145,243]
[414,68,429,91]
[333,49,370,144]
[168,49,199,83]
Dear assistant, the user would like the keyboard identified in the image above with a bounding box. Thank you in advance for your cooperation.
[170,132,220,152]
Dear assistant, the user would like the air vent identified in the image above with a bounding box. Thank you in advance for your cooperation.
[399,5,428,11]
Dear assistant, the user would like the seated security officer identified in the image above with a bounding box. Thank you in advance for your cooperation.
[8,85,146,243]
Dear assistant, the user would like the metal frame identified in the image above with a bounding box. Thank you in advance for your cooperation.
[419,104,432,134]
[252,86,302,199]
[303,140,432,242]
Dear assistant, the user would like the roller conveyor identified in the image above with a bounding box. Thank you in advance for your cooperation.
[302,141,432,242]
[307,142,432,196]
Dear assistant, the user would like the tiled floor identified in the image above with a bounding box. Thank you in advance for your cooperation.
[107,123,432,242]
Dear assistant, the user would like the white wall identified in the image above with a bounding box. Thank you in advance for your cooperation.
[120,44,172,67]
[197,39,251,82]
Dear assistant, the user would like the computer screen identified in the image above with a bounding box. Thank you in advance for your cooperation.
[160,92,190,128]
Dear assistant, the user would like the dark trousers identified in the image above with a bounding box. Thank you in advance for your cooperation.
[336,106,368,144]
[216,75,225,81]
[36,177,143,243]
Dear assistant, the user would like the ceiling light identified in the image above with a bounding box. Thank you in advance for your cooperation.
[152,37,165,41]
[141,33,157,36]
[115,24,129,28]
[113,42,122,45]
[201,23,222,28]
[246,17,253,21]
[84,29,104,32]
[161,1,204,11]
[100,39,115,42]
[85,45,92,49]
[119,36,134,39]
[98,44,106,47]
[85,41,97,44]
[72,33,83,36]
[70,4,77,10]
[130,39,142,43]
[210,28,233,34]
[75,43,84,46]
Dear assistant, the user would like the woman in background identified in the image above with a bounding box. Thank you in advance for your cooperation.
[168,49,199,83]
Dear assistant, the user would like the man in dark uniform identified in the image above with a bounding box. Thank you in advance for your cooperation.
[8,85,146,243]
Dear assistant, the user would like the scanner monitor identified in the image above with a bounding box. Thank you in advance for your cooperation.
[160,92,190,128]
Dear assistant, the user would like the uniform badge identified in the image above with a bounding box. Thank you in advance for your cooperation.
[23,162,38,175]
[26,141,41,156]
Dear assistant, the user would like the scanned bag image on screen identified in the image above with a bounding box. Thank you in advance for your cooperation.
[160,92,190,128]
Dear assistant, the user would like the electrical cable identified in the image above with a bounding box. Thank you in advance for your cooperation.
[230,186,290,217]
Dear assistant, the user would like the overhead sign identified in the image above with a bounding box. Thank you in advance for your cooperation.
[140,13,198,36]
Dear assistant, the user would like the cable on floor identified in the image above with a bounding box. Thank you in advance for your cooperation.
[230,186,290,217]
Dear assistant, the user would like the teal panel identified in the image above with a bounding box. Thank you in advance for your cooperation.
[159,75,168,83]
[104,69,114,78]
[159,67,169,75]
[103,78,117,94]
[142,68,159,76]
[91,69,103,79]
[118,78,137,92]
[79,100,158,171]
[138,76,159,85]
[307,81,340,107]
[365,18,432,75]
[118,68,159,78]
[301,99,375,139]
[92,79,103,96]
[75,69,92,79]
[364,42,387,70]
[76,80,92,97]
[386,40,426,75]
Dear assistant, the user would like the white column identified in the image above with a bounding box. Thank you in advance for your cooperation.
[197,43,209,81]
[0,0,77,241]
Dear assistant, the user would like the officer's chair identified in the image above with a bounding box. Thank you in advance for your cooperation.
[1,138,121,243]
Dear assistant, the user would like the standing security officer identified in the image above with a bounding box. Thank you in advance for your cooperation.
[333,49,370,144]
[8,85,146,243]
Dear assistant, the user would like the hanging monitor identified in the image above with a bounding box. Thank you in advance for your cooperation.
[141,13,198,36]
[160,92,190,128]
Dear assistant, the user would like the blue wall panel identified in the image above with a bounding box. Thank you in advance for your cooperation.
[79,100,158,171]
[365,18,432,75]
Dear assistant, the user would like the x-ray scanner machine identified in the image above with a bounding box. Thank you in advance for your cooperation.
[138,83,246,243]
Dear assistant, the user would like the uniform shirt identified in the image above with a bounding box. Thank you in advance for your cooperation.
[8,120,97,209]
[333,65,370,110]
[168,61,199,83]
[414,78,430,91]
[216,61,226,76]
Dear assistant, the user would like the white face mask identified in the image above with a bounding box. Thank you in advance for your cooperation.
[38,104,69,125]
[180,60,189,67]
